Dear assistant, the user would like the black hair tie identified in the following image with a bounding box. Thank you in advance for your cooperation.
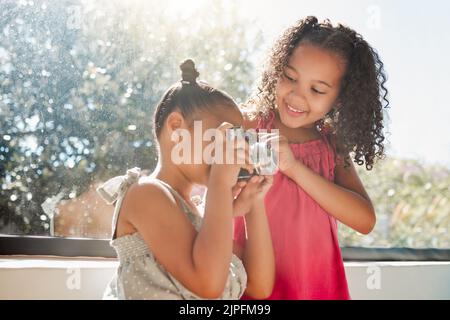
[180,59,199,84]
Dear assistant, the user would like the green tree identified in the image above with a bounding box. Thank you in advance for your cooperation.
[0,0,262,235]
[339,158,449,248]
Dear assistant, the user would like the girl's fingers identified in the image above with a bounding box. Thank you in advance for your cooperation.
[257,132,280,143]
[214,123,234,144]
[217,122,234,132]
[262,175,274,186]
[244,165,256,175]
[237,181,247,188]
[232,180,247,191]
[231,183,244,197]
[238,176,260,196]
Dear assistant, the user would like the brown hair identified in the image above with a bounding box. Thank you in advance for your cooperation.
[153,59,237,138]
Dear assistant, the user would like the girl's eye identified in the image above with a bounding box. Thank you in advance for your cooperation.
[312,88,325,95]
[283,73,296,82]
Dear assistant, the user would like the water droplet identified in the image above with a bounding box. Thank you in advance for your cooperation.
[41,69,51,77]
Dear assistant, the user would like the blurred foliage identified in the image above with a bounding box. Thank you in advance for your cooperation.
[0,0,261,235]
[339,158,449,248]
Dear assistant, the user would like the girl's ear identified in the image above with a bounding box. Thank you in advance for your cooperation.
[165,111,185,133]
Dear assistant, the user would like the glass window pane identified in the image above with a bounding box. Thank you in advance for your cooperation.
[0,0,258,239]
[1,0,448,249]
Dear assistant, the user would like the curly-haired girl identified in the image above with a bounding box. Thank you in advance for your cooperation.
[234,16,389,299]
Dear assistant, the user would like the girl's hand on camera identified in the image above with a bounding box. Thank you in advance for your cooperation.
[268,135,298,177]
[209,122,254,188]
[232,175,273,217]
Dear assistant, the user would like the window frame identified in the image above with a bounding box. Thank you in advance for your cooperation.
[1,234,449,261]
[0,234,115,258]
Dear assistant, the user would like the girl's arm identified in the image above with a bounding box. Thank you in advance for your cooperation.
[239,199,275,299]
[126,180,234,299]
[232,176,275,299]
[284,155,376,235]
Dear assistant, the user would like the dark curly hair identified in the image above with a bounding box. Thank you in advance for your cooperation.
[246,16,389,170]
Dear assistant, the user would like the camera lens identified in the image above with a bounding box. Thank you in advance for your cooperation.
[237,168,258,181]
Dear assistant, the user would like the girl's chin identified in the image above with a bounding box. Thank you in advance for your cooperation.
[279,110,310,128]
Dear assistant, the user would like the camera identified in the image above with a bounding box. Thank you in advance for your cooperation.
[227,126,278,181]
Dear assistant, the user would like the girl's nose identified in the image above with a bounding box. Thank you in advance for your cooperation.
[288,86,306,103]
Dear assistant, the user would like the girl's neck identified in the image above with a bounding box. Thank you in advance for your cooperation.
[153,160,193,201]
[272,110,321,144]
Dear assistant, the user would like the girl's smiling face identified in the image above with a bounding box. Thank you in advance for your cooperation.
[275,44,346,129]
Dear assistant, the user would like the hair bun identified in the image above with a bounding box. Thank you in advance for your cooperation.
[180,59,199,84]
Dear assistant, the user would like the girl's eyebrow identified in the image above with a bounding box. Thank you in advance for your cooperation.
[286,64,297,73]
[286,64,333,88]
[314,80,332,88]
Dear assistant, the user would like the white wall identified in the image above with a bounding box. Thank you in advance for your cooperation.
[344,262,450,300]
[0,256,449,300]
[0,257,117,300]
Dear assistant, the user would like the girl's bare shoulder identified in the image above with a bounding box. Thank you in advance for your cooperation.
[115,177,174,237]
[121,177,176,218]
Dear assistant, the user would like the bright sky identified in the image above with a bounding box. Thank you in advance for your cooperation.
[238,0,450,166]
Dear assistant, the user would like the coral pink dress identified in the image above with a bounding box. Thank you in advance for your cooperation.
[234,111,350,300]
